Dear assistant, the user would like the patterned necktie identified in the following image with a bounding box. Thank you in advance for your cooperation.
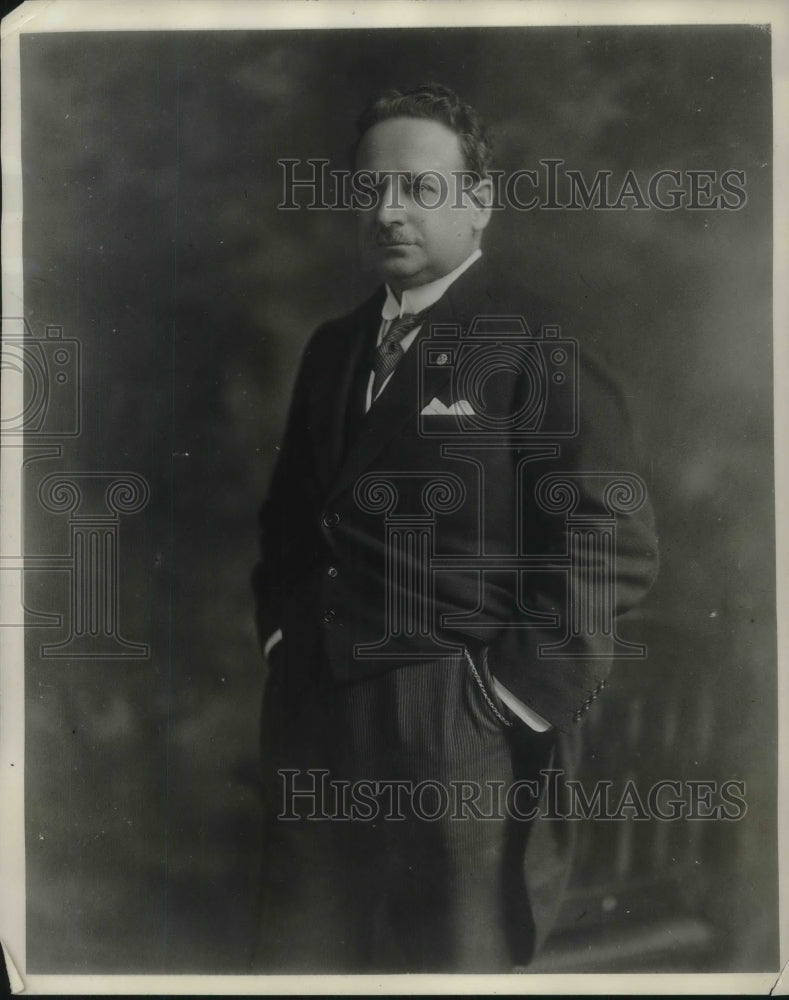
[370,311,426,400]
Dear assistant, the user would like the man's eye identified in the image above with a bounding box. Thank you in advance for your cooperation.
[411,178,436,196]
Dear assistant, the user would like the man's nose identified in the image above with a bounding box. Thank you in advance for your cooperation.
[375,177,406,225]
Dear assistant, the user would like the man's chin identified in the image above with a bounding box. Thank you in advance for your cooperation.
[373,256,422,288]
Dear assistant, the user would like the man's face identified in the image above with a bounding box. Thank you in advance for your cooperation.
[355,117,491,293]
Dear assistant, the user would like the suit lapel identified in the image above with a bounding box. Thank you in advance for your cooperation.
[326,260,494,503]
[309,291,382,494]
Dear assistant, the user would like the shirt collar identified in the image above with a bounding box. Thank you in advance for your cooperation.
[381,249,482,321]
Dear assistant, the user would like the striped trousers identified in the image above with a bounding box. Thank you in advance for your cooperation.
[254,649,554,973]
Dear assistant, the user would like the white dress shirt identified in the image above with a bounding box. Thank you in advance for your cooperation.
[365,249,482,411]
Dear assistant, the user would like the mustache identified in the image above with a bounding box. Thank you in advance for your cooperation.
[374,228,417,247]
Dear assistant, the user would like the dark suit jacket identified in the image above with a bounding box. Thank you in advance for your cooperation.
[253,259,658,730]
[252,259,658,959]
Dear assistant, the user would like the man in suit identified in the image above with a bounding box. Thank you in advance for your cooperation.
[252,83,658,972]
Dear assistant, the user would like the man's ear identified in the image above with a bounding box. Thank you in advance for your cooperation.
[470,176,493,233]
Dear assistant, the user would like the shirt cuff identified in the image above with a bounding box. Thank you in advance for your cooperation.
[263,628,283,660]
[492,679,552,733]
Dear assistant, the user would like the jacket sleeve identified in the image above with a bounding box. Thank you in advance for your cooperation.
[250,329,322,653]
[486,348,659,732]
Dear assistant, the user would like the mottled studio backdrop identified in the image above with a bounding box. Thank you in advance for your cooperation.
[18,26,775,972]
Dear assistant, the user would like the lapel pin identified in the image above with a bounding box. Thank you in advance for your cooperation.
[436,353,449,366]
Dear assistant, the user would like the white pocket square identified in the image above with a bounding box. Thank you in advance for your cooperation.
[420,397,476,416]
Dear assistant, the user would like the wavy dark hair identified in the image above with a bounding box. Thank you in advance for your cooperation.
[353,82,493,178]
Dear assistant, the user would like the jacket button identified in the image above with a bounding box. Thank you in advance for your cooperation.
[327,566,338,578]
[323,609,336,623]
[322,512,340,527]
